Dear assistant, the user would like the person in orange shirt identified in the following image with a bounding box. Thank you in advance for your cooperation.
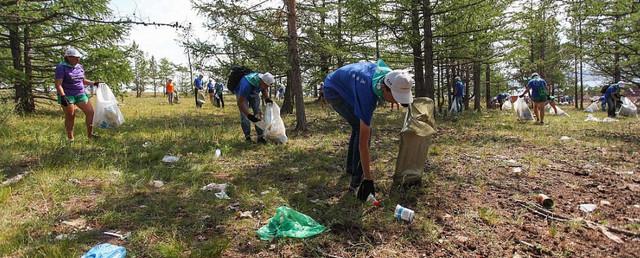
[166,79,175,104]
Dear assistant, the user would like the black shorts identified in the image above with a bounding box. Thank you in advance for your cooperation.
[208,89,215,94]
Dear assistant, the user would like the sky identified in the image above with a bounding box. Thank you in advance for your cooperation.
[108,0,211,65]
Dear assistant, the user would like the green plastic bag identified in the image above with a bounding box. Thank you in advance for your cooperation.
[256,206,326,241]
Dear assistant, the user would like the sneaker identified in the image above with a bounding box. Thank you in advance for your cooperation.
[245,136,252,143]
[257,137,267,144]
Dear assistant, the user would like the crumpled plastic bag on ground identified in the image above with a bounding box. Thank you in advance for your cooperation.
[256,206,325,241]
[585,102,600,113]
[201,183,230,199]
[81,243,126,258]
[546,104,569,116]
[501,100,512,111]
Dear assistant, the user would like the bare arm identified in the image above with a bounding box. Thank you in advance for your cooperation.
[83,79,96,86]
[237,96,251,116]
[55,79,65,96]
[359,120,372,180]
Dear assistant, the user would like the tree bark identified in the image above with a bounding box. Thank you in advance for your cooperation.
[411,0,425,99]
[473,61,481,111]
[420,0,434,99]
[9,24,23,105]
[485,63,491,109]
[17,26,35,112]
[285,0,306,131]
[464,64,470,110]
[281,72,294,114]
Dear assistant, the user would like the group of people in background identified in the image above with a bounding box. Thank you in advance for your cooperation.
[164,76,225,108]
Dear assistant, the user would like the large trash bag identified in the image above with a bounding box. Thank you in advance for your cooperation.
[449,96,461,115]
[545,104,569,116]
[618,97,638,117]
[256,206,325,241]
[81,243,126,258]
[514,97,534,120]
[585,102,600,113]
[258,102,288,144]
[501,100,512,111]
[394,97,436,186]
[93,84,124,129]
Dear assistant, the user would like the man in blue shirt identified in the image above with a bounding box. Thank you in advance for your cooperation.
[521,73,549,124]
[323,60,414,201]
[604,81,625,118]
[207,80,216,106]
[452,76,464,114]
[236,72,274,144]
[194,74,205,108]
[214,81,225,108]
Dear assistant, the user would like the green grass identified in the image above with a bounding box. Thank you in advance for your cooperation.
[1,95,639,257]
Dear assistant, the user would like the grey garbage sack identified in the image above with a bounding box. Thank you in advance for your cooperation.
[585,102,600,113]
[546,104,569,116]
[394,97,436,186]
[501,100,512,111]
[514,97,534,121]
[449,96,461,115]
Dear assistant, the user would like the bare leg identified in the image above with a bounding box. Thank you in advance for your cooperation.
[63,104,76,140]
[75,102,95,138]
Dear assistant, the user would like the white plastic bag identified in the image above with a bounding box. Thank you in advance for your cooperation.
[449,97,461,114]
[93,84,124,129]
[585,102,599,113]
[501,100,512,111]
[514,97,533,120]
[258,102,287,144]
[546,104,569,116]
[618,97,637,117]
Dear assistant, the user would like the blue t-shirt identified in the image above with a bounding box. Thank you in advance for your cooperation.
[194,77,203,90]
[235,73,261,98]
[323,62,378,126]
[604,84,620,99]
[527,78,547,98]
[455,81,464,97]
[497,93,509,101]
[207,81,214,91]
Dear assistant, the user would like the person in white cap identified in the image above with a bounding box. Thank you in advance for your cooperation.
[235,71,275,144]
[604,81,625,118]
[54,47,100,141]
[322,59,414,201]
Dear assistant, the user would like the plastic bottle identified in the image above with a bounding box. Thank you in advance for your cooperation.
[394,204,415,223]
[215,149,221,158]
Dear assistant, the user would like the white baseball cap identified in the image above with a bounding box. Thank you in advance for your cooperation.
[617,81,625,87]
[383,70,414,105]
[64,47,82,58]
[259,73,275,86]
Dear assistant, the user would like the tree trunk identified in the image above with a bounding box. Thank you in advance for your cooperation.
[281,72,294,114]
[447,62,452,109]
[17,26,35,112]
[9,24,23,106]
[473,62,481,111]
[578,17,583,109]
[411,0,425,99]
[420,0,434,98]
[336,0,343,67]
[485,63,491,109]
[285,0,306,131]
[464,65,470,110]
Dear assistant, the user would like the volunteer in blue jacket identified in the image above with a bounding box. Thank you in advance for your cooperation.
[194,74,205,107]
[452,76,464,113]
[236,72,274,144]
[323,60,414,201]
[520,72,549,124]
[605,81,625,118]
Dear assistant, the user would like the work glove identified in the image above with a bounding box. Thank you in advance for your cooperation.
[247,114,261,123]
[60,95,70,107]
[265,98,273,104]
[357,180,376,201]
[519,94,525,98]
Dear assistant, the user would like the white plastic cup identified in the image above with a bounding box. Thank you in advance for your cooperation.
[215,149,221,158]
[395,204,415,223]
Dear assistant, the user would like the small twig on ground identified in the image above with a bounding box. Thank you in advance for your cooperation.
[315,247,344,258]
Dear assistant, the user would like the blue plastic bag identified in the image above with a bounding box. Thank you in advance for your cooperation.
[81,243,126,258]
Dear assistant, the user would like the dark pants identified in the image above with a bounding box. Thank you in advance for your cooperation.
[606,96,616,118]
[216,93,225,108]
[239,93,264,139]
[326,96,369,189]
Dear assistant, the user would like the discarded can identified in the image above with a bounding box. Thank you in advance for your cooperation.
[367,194,381,207]
[534,194,554,209]
[394,204,415,223]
